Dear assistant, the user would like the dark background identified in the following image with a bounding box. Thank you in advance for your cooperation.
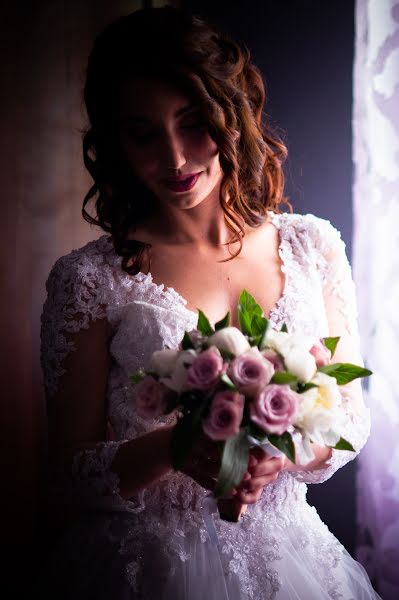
[183,0,356,553]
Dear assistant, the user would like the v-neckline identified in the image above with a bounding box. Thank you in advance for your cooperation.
[114,211,288,325]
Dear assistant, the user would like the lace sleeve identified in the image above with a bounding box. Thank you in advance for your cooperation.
[290,217,371,484]
[40,249,139,513]
[40,251,108,398]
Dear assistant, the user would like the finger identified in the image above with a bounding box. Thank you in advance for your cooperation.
[235,487,263,504]
[249,445,268,462]
[248,458,286,478]
[236,472,279,495]
[248,454,258,468]
[248,455,286,476]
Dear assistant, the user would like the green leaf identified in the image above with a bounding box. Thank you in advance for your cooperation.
[218,348,236,361]
[322,336,340,358]
[129,370,146,384]
[258,322,270,349]
[249,334,262,347]
[237,289,265,337]
[318,363,373,385]
[251,315,269,337]
[297,382,318,393]
[280,323,288,333]
[170,401,208,471]
[333,437,355,452]
[270,371,298,387]
[182,331,194,350]
[214,429,250,498]
[237,305,253,336]
[215,312,231,331]
[197,310,214,336]
[238,289,264,317]
[267,432,296,463]
[220,373,238,390]
[248,421,269,443]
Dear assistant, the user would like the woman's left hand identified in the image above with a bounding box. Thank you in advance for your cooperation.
[233,446,287,504]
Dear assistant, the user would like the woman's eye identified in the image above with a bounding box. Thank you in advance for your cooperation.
[125,128,157,143]
[182,120,206,131]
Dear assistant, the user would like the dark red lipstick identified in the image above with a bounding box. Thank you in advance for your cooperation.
[164,172,202,192]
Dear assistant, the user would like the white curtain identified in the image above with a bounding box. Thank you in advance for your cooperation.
[353,2,399,599]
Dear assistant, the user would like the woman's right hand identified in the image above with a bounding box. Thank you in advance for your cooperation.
[179,430,223,492]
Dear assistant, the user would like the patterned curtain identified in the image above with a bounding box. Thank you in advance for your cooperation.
[353,2,399,599]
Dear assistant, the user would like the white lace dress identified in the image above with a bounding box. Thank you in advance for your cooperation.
[38,212,381,599]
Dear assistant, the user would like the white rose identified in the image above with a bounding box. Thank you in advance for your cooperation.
[296,372,343,446]
[266,331,317,382]
[263,329,290,351]
[150,348,180,377]
[207,327,250,356]
[159,349,197,393]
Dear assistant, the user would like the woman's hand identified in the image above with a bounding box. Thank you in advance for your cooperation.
[179,430,222,491]
[233,446,287,504]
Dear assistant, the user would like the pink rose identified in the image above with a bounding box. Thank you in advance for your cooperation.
[260,348,285,372]
[228,346,275,397]
[187,346,226,390]
[203,391,245,441]
[310,339,331,367]
[250,384,299,435]
[135,376,168,419]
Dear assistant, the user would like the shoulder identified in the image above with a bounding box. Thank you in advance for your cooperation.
[42,234,119,329]
[45,234,116,295]
[269,211,345,257]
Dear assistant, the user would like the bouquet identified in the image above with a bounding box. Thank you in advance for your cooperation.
[129,290,372,521]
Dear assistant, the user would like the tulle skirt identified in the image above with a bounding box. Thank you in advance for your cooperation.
[33,506,382,600]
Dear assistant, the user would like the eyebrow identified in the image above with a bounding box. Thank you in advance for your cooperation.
[120,103,198,124]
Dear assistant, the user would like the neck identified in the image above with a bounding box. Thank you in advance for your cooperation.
[135,186,247,249]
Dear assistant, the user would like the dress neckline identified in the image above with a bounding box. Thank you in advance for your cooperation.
[109,211,289,325]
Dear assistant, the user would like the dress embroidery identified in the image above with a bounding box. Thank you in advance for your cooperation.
[40,212,373,599]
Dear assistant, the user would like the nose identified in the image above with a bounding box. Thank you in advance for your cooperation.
[161,129,186,171]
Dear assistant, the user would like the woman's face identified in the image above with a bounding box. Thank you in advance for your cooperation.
[116,76,223,210]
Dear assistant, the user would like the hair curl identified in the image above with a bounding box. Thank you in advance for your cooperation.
[82,6,291,275]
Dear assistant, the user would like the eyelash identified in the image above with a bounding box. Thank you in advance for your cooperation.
[126,121,206,143]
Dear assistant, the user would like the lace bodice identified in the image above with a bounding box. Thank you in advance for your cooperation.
[40,212,371,599]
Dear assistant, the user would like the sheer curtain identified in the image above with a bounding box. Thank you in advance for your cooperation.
[353,1,399,599]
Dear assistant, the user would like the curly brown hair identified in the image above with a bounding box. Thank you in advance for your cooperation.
[82,6,291,275]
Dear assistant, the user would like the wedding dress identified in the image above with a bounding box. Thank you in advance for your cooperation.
[38,212,381,599]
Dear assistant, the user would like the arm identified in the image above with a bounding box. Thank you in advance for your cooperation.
[287,219,370,484]
[42,253,220,521]
[41,254,177,521]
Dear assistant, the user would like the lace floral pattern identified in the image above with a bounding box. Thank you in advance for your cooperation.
[40,212,372,598]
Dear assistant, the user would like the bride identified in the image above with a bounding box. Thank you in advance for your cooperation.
[38,6,381,599]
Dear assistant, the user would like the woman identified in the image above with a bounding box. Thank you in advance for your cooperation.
[38,6,381,599]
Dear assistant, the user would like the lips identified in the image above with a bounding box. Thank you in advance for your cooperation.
[164,172,201,192]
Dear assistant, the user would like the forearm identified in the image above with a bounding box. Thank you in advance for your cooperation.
[111,425,175,499]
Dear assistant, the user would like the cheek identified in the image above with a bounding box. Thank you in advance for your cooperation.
[122,144,157,179]
[189,134,219,163]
